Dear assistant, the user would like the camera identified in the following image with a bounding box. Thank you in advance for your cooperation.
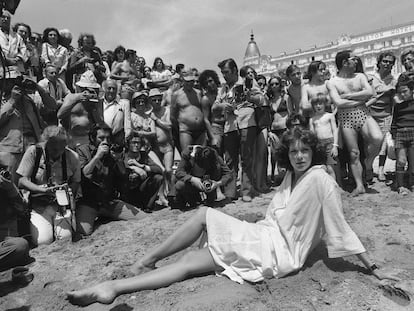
[202,175,213,192]
[110,144,124,153]
[15,76,37,92]
[0,167,11,180]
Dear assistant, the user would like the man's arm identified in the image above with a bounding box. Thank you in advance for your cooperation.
[327,80,361,109]
[0,100,17,127]
[340,74,373,101]
[57,93,83,119]
[201,96,216,144]
[299,84,309,115]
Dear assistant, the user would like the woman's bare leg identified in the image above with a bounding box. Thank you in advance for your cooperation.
[131,206,209,273]
[67,248,217,306]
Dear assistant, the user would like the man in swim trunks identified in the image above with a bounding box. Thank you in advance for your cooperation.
[171,69,207,152]
[327,50,382,195]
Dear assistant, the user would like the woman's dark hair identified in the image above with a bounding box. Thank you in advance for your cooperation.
[376,51,396,70]
[42,27,62,45]
[396,72,414,90]
[266,76,282,99]
[256,75,266,84]
[198,69,220,90]
[13,22,31,40]
[239,65,257,79]
[354,56,364,73]
[152,57,165,71]
[275,127,326,171]
[113,45,126,62]
[307,61,326,80]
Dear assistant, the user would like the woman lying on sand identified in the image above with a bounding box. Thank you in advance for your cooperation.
[67,128,399,306]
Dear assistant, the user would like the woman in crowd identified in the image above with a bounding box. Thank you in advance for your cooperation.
[41,27,69,81]
[150,57,172,91]
[67,127,398,306]
[111,45,126,71]
[268,76,295,183]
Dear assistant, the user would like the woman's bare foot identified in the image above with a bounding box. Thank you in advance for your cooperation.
[351,186,366,196]
[130,261,156,275]
[66,281,117,306]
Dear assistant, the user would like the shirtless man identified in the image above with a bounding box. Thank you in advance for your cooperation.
[199,70,221,151]
[327,50,382,195]
[171,69,207,152]
[57,70,104,148]
[110,49,140,96]
[149,88,174,205]
[286,64,302,114]
[301,61,332,117]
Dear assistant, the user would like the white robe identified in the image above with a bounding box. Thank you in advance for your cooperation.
[206,166,366,284]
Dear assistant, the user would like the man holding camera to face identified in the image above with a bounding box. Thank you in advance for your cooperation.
[0,75,57,184]
[57,70,105,148]
[174,145,232,208]
[75,124,146,236]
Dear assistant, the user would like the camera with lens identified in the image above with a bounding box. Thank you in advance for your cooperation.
[15,76,38,92]
[202,175,213,192]
[110,144,124,153]
[0,165,11,180]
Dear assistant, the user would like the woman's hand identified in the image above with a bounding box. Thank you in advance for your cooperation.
[372,267,401,282]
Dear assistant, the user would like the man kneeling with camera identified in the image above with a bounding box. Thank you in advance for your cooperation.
[16,126,81,246]
[75,124,146,236]
[174,145,232,208]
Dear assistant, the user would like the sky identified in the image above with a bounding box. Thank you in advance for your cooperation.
[11,0,414,71]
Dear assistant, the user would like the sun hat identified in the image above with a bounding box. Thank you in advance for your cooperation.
[75,70,100,88]
[148,88,163,97]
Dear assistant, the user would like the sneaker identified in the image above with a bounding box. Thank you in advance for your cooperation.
[242,195,252,202]
[398,187,410,196]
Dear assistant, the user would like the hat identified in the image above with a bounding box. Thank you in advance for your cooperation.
[75,70,100,88]
[132,90,148,101]
[181,68,197,81]
[148,88,163,97]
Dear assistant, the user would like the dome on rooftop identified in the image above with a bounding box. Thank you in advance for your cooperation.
[244,31,260,59]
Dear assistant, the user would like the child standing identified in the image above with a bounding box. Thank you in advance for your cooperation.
[309,94,339,181]
[391,76,414,195]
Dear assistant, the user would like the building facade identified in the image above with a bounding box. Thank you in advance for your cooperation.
[244,22,414,78]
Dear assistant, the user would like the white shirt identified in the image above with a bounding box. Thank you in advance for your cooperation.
[103,98,121,128]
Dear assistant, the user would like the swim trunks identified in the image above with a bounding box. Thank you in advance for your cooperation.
[338,105,368,130]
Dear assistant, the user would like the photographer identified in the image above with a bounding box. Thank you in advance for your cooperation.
[57,70,104,148]
[0,168,30,270]
[75,124,146,236]
[0,76,57,184]
[16,126,81,246]
[174,145,232,208]
[122,134,164,212]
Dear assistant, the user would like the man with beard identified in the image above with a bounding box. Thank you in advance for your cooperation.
[171,69,208,152]
[327,50,382,196]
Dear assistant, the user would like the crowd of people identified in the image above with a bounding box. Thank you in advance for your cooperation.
[0,9,412,301]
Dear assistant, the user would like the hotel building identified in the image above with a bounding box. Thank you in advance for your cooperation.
[243,21,414,78]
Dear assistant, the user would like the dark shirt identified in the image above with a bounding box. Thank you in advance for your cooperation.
[123,152,163,189]
[175,147,232,186]
[391,99,414,133]
[76,144,125,206]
